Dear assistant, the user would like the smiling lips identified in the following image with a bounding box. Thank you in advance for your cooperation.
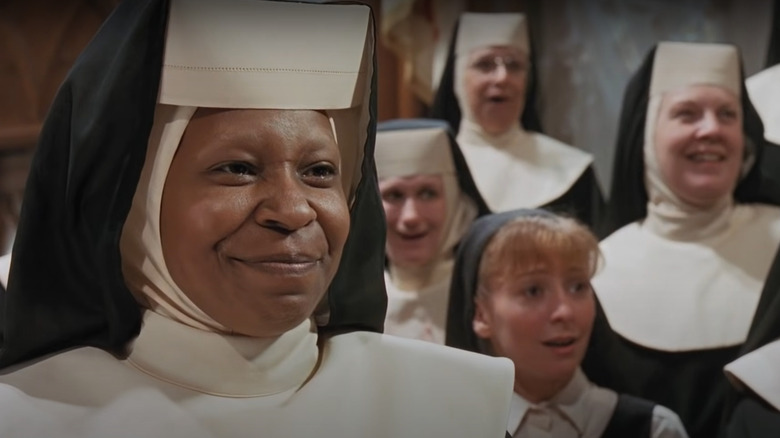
[237,254,321,276]
[687,152,725,162]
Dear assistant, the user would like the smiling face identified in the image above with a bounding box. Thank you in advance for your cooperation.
[462,45,528,135]
[653,84,744,208]
[160,108,350,338]
[379,174,448,269]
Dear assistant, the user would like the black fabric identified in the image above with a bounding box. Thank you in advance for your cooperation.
[766,0,780,68]
[603,43,778,238]
[720,244,780,430]
[601,393,655,438]
[541,165,605,235]
[428,18,544,135]
[377,118,491,217]
[445,208,555,352]
[724,396,780,438]
[0,0,386,368]
[0,0,168,367]
[582,327,739,438]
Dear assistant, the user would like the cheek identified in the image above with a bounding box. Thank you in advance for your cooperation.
[381,202,401,229]
[313,192,350,253]
[464,75,486,103]
[424,199,448,229]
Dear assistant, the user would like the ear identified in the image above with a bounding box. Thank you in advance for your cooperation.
[472,297,493,339]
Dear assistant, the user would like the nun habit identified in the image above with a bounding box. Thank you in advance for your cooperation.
[590,41,780,438]
[0,1,514,437]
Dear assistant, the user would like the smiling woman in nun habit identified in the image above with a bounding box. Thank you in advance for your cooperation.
[0,1,516,437]
[429,13,605,231]
[586,41,780,438]
[375,119,489,344]
[445,208,688,438]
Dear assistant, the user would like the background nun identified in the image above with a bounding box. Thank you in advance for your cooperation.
[0,1,515,437]
[429,12,604,231]
[589,41,780,438]
[375,118,489,344]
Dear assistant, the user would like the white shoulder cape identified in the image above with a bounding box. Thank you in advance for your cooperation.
[457,129,593,212]
[593,204,780,351]
[0,311,514,438]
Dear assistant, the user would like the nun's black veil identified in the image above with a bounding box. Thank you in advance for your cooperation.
[602,44,776,238]
[429,18,544,135]
[0,0,387,368]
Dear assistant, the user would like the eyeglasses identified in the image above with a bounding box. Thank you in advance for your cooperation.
[468,55,527,74]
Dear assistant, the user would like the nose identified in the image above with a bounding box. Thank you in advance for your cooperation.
[398,198,422,230]
[492,62,509,82]
[549,288,575,322]
[697,111,724,139]
[253,170,316,233]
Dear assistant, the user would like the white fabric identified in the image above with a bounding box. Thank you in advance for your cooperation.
[455,12,530,59]
[0,252,9,289]
[375,127,455,178]
[160,0,369,111]
[120,105,228,332]
[725,339,780,412]
[650,42,740,98]
[506,369,688,438]
[594,204,780,351]
[747,64,780,144]
[383,270,450,344]
[456,121,592,212]
[0,311,514,438]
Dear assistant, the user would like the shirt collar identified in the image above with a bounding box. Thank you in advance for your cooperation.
[507,368,590,435]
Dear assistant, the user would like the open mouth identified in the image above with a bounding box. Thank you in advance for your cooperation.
[542,337,577,348]
[686,152,725,163]
[486,96,508,103]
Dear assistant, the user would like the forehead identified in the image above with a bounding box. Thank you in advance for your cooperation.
[661,84,740,108]
[467,45,526,60]
[378,174,444,191]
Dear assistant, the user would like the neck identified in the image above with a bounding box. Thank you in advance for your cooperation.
[458,118,524,147]
[513,371,573,404]
[388,258,454,292]
[644,192,735,241]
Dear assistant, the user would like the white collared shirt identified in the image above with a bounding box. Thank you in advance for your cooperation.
[507,369,689,438]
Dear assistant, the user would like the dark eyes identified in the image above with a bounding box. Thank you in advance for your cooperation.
[302,163,339,187]
[217,162,256,176]
[469,56,526,74]
[210,161,338,187]
[516,281,591,300]
[671,107,739,122]
[380,187,441,203]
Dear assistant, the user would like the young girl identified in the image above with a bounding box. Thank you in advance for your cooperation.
[446,209,688,437]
